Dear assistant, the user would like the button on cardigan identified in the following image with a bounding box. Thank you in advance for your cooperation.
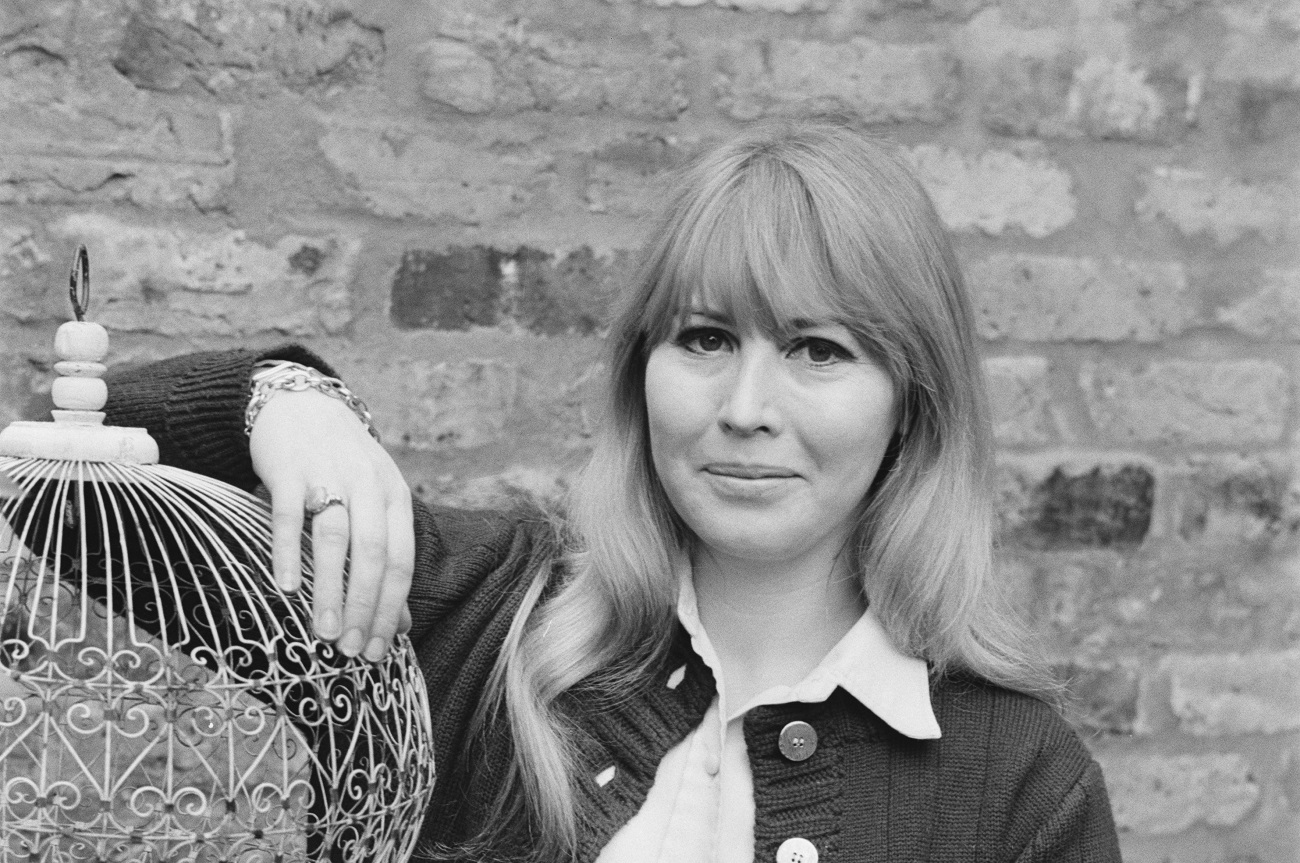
[103,346,1124,863]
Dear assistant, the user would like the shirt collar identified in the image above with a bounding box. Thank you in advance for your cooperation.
[675,564,941,741]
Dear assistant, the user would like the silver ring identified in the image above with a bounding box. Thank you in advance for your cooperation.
[305,486,346,516]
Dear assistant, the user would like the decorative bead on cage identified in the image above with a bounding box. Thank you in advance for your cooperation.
[0,247,435,862]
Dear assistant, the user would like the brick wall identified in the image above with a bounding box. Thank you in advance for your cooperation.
[0,1,1295,859]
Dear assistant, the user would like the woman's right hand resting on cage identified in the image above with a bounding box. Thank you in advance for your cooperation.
[248,386,414,663]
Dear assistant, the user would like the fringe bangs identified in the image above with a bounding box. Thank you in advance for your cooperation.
[641,152,869,350]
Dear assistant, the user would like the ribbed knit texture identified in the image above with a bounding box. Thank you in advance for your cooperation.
[104,349,1123,863]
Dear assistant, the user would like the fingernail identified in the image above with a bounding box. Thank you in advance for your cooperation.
[364,637,388,663]
[338,628,364,657]
[317,609,341,640]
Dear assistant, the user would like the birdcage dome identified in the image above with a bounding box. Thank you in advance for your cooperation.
[0,249,435,862]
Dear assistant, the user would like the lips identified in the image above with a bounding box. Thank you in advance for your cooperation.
[703,463,798,479]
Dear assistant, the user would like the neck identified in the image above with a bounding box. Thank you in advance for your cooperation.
[690,545,867,709]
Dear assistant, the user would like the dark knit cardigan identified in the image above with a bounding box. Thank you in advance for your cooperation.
[104,348,1123,863]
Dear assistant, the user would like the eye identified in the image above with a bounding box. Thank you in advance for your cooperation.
[677,327,732,355]
[791,337,853,365]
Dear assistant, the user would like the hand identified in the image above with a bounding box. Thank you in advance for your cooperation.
[249,388,414,662]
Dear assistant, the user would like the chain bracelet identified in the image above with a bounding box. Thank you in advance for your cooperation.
[245,361,380,442]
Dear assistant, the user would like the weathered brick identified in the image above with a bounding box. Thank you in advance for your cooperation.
[718,0,829,8]
[0,225,54,324]
[1135,166,1297,246]
[1058,661,1141,735]
[1214,0,1300,91]
[1216,268,1300,339]
[1096,751,1261,833]
[1027,464,1156,547]
[0,0,127,71]
[370,359,521,451]
[1177,453,1300,546]
[111,0,383,96]
[318,124,552,223]
[1165,649,1300,735]
[584,134,688,218]
[0,226,49,279]
[905,145,1076,237]
[415,465,571,510]
[629,0,984,11]
[1080,359,1290,445]
[996,459,1155,549]
[508,247,623,336]
[984,55,1186,142]
[352,335,603,456]
[0,155,232,210]
[1022,541,1295,655]
[1132,0,1214,24]
[50,214,358,337]
[391,247,503,331]
[0,78,232,209]
[715,37,956,123]
[417,38,497,114]
[583,162,659,217]
[1232,81,1300,141]
[616,0,832,9]
[1015,553,1099,634]
[420,24,687,120]
[391,245,624,335]
[0,349,44,428]
[983,356,1056,445]
[967,254,1193,341]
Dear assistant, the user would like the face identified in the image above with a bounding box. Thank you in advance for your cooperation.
[644,308,898,573]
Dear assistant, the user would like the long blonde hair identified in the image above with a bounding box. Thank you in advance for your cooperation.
[474,119,1056,860]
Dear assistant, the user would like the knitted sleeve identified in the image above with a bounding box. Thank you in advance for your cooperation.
[1012,760,1122,863]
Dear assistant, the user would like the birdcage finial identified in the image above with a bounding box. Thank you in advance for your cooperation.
[69,243,90,322]
[0,245,159,463]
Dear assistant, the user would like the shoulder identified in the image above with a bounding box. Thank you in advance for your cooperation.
[927,673,1120,862]
[930,671,1093,789]
[932,672,1081,746]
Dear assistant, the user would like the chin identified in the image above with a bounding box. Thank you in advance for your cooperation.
[695,531,808,564]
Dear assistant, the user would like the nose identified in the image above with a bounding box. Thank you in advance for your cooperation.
[718,344,780,436]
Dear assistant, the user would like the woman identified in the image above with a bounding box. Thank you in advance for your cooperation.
[106,120,1120,862]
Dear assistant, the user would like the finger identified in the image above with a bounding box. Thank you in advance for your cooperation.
[398,604,412,636]
[309,504,350,642]
[269,485,306,593]
[362,498,416,662]
[338,489,389,658]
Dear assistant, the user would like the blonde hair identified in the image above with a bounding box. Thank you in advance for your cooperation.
[471,119,1056,860]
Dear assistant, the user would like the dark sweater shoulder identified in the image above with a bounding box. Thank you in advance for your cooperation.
[931,671,1088,764]
[924,673,1117,863]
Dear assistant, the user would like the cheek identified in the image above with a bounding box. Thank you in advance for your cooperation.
[643,350,709,455]
[807,378,897,476]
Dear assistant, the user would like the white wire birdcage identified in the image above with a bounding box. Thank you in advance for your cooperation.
[0,248,435,862]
